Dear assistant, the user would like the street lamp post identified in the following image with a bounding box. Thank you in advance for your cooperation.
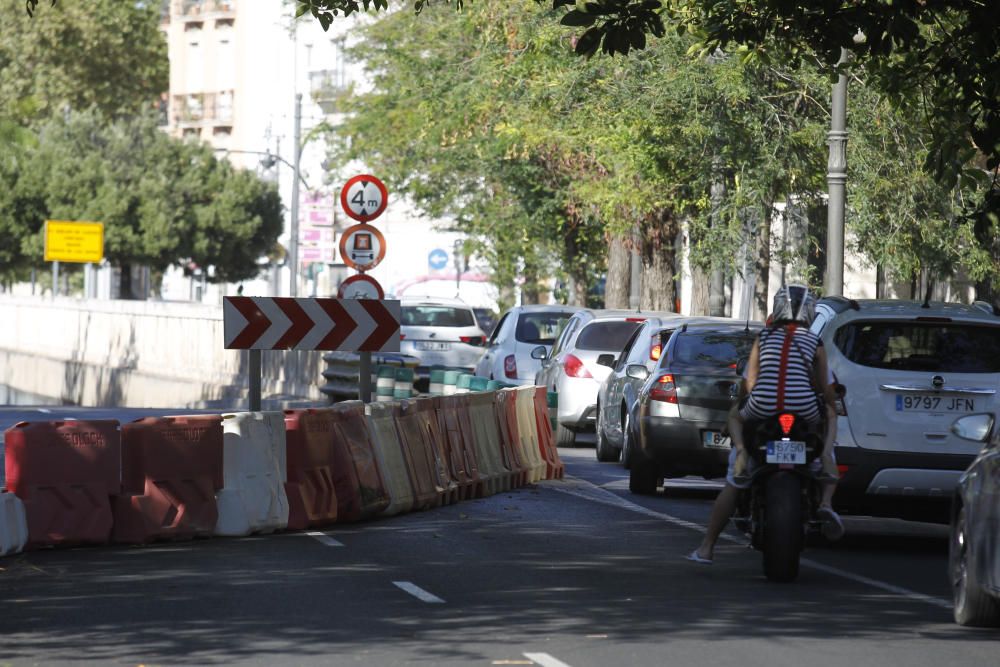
[824,49,849,298]
[289,93,303,298]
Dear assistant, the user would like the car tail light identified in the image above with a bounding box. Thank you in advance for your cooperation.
[837,465,850,478]
[563,354,592,379]
[779,413,795,435]
[460,336,485,346]
[400,334,406,340]
[650,341,662,362]
[649,374,677,403]
[503,354,518,379]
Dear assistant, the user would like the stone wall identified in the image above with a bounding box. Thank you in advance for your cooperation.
[0,296,326,408]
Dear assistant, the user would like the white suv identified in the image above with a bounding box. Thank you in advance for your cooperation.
[811,297,1000,523]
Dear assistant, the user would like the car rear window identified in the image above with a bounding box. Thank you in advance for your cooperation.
[515,312,575,345]
[401,306,475,327]
[574,320,642,351]
[833,320,1000,373]
[672,331,756,367]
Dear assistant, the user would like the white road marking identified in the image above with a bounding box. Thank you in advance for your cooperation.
[393,580,445,604]
[523,652,574,667]
[306,531,344,547]
[551,477,952,610]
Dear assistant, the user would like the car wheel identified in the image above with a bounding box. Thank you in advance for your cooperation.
[555,423,577,447]
[595,408,621,463]
[951,505,1000,627]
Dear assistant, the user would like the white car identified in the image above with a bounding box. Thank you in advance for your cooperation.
[474,305,582,385]
[399,297,488,382]
[812,297,1000,523]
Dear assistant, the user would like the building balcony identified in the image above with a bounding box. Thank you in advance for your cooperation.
[176,0,236,20]
[172,91,235,126]
[310,69,347,115]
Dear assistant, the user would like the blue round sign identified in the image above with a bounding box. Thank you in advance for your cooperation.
[428,248,449,271]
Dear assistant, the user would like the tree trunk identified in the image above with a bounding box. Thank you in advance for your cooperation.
[605,232,630,309]
[639,211,679,312]
[691,262,710,315]
[754,205,771,321]
[521,258,542,305]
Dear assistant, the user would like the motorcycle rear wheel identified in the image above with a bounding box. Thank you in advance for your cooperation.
[762,472,803,583]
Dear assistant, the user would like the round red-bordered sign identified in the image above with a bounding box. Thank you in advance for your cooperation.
[338,273,385,299]
[340,174,388,223]
[339,223,387,272]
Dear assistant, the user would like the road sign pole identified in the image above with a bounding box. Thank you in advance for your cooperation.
[249,349,262,411]
[52,261,59,298]
[359,351,372,403]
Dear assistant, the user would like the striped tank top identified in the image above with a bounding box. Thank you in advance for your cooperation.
[741,324,822,424]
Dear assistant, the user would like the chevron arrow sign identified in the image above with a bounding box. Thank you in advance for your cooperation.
[223,297,400,352]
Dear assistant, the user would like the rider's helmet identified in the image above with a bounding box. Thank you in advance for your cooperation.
[771,284,816,326]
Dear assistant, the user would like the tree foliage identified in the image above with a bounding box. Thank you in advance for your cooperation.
[0,110,283,293]
[11,0,167,122]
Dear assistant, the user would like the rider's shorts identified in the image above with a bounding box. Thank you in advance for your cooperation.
[724,446,836,490]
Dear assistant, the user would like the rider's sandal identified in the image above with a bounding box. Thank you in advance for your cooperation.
[817,506,845,542]
[684,549,713,565]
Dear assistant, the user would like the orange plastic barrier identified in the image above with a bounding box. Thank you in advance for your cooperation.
[494,390,528,488]
[366,402,419,516]
[331,402,390,521]
[512,388,547,483]
[396,398,452,505]
[4,420,121,548]
[112,415,223,543]
[467,391,513,493]
[534,386,565,479]
[436,395,483,500]
[283,408,339,530]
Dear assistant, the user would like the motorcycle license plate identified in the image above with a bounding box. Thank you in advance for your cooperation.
[766,440,806,465]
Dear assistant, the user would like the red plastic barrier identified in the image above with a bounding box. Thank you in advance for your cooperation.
[534,386,565,479]
[331,402,390,521]
[112,415,223,543]
[283,409,339,530]
[494,390,528,488]
[4,420,121,548]
[437,395,485,499]
[396,399,453,505]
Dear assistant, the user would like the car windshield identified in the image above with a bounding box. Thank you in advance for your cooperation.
[672,331,756,367]
[515,312,575,345]
[574,320,642,351]
[834,320,1000,373]
[401,306,475,327]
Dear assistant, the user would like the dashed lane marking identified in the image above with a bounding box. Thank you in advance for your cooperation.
[523,652,574,667]
[393,581,445,604]
[306,531,344,547]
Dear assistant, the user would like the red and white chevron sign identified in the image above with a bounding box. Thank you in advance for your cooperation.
[223,297,400,352]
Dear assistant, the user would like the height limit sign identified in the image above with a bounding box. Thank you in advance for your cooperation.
[340,174,387,223]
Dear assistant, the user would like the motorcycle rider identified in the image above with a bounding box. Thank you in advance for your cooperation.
[686,284,843,565]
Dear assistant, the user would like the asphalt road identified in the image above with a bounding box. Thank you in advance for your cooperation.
[1,428,995,666]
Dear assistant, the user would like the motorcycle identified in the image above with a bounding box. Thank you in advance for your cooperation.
[731,412,826,583]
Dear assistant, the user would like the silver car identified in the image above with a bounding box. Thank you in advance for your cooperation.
[399,297,488,382]
[474,305,582,385]
[595,315,733,464]
[534,309,665,446]
[949,412,1000,626]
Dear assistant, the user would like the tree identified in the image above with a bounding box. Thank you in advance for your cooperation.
[2,110,283,297]
[10,0,167,123]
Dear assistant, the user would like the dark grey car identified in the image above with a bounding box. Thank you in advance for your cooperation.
[949,412,1000,626]
[628,321,761,495]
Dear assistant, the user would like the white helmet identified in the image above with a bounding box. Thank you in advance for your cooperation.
[771,284,816,326]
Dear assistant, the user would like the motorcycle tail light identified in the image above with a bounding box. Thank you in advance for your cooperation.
[837,464,850,477]
[779,413,795,435]
[503,354,518,379]
[563,354,592,379]
[649,374,677,404]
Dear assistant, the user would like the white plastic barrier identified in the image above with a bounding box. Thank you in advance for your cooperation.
[515,387,547,483]
[0,491,28,556]
[467,392,509,495]
[366,402,416,517]
[215,411,290,537]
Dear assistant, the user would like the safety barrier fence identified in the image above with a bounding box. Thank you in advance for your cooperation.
[0,387,562,555]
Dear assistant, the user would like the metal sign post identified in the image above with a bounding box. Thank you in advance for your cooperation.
[358,352,373,404]
[249,349,262,411]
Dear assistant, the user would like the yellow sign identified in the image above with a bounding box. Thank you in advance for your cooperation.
[43,220,104,263]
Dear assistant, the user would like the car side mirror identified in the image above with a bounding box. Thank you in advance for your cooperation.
[951,414,994,443]
[531,345,548,361]
[596,353,616,368]
[626,364,649,381]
